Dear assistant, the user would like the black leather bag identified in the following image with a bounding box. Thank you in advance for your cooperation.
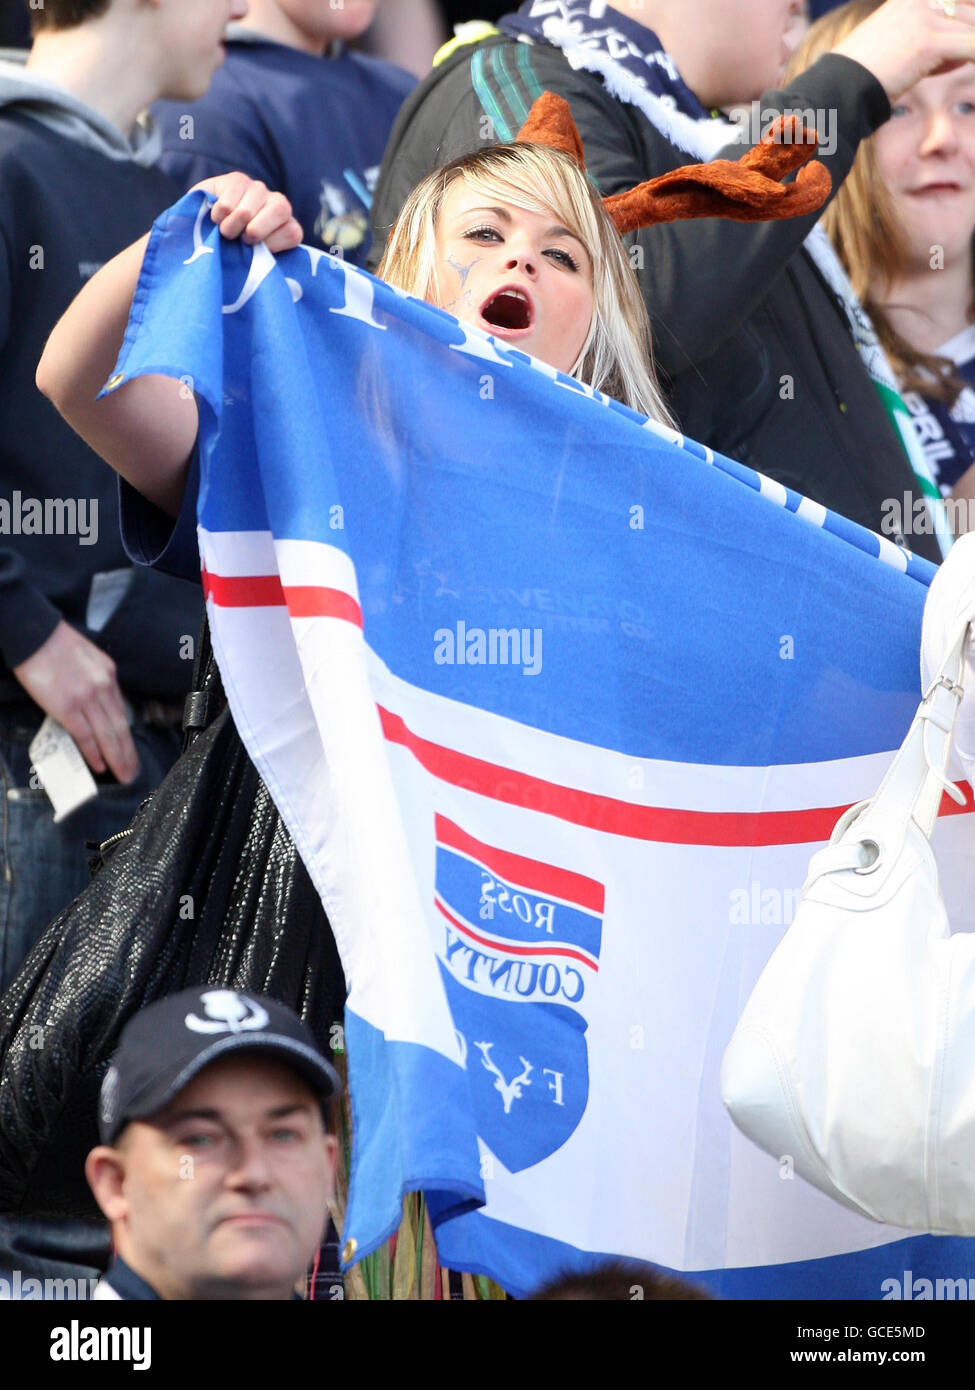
[0,622,345,1218]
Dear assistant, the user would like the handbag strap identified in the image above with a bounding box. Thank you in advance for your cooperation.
[860,613,968,841]
[181,608,226,752]
[806,613,972,886]
[914,617,971,834]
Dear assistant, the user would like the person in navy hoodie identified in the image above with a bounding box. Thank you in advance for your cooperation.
[153,0,414,267]
[0,0,240,996]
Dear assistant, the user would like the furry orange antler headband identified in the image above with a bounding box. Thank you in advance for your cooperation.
[517,91,831,232]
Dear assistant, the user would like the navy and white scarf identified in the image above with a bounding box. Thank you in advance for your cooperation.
[500,0,733,160]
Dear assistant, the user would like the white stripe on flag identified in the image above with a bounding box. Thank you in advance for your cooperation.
[275,538,360,599]
[199,526,277,577]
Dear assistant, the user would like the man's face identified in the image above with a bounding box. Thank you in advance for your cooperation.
[93,1055,337,1300]
[606,0,804,108]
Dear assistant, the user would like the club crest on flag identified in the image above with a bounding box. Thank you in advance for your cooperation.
[434,814,604,1172]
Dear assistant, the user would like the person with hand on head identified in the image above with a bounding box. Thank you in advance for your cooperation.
[371,0,975,559]
[87,987,340,1301]
[152,0,414,267]
[791,0,975,537]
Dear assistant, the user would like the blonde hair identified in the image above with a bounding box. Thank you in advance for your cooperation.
[377,142,675,425]
[787,0,970,404]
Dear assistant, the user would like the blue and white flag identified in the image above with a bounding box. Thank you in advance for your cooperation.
[109,192,975,1299]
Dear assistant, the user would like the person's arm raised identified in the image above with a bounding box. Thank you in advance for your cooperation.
[635,0,975,371]
[36,173,303,518]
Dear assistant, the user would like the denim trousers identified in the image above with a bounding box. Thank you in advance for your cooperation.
[0,701,182,996]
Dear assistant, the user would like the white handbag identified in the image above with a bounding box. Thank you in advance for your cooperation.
[721,583,975,1233]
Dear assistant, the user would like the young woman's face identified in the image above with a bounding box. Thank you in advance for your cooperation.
[874,68,975,273]
[432,182,595,375]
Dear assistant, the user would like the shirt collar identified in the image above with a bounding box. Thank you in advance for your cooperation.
[103,1256,162,1301]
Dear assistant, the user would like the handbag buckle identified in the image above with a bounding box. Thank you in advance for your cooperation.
[922,673,965,704]
[853,839,882,874]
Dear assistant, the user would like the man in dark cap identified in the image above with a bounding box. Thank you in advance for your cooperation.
[85,988,340,1301]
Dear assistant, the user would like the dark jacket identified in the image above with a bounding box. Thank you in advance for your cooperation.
[0,83,203,700]
[371,35,941,562]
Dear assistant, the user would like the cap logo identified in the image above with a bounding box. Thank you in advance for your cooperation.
[184,990,270,1035]
[100,1064,120,1128]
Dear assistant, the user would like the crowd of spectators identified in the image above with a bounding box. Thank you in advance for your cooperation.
[3,0,975,1300]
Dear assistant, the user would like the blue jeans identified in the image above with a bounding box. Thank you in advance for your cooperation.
[0,702,183,995]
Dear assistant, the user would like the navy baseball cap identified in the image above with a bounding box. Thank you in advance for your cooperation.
[98,987,341,1144]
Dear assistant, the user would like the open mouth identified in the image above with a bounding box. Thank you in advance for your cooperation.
[480,288,534,332]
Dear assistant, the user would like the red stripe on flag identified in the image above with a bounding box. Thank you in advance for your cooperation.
[435,899,599,971]
[201,569,362,626]
[284,586,363,625]
[435,814,605,912]
[379,706,975,847]
[203,569,284,607]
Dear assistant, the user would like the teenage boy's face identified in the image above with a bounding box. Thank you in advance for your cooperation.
[158,0,249,102]
[89,1055,337,1300]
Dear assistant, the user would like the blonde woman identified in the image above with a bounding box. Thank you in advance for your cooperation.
[790,0,975,530]
[37,140,675,532]
[377,142,674,424]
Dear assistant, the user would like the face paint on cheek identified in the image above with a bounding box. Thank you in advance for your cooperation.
[440,288,478,316]
[444,253,481,288]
